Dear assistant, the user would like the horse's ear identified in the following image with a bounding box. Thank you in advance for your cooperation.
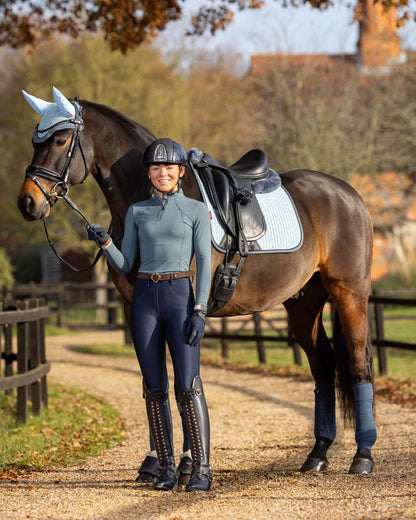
[22,90,52,115]
[52,86,76,118]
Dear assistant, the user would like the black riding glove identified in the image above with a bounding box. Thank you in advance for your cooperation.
[186,310,206,347]
[86,224,110,247]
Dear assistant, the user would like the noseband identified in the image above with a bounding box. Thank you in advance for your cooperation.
[25,100,110,272]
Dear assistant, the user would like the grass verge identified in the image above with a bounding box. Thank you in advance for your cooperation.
[0,383,124,476]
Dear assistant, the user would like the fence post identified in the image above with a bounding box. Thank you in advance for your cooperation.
[253,313,266,364]
[16,300,30,423]
[4,316,13,395]
[57,284,64,327]
[373,290,388,375]
[38,298,48,408]
[28,298,42,415]
[221,317,229,359]
[288,316,302,366]
[107,276,117,329]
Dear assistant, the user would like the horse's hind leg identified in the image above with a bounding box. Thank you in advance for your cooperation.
[329,281,376,474]
[284,273,336,473]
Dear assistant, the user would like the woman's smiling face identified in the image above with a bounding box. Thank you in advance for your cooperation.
[148,163,185,197]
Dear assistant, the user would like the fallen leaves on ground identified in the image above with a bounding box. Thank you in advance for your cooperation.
[375,378,416,409]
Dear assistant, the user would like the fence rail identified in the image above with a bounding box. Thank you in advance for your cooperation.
[11,282,119,328]
[6,284,416,377]
[0,299,50,423]
[205,291,416,376]
[369,291,416,374]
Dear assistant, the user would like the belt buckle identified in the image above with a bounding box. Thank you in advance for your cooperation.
[150,272,162,283]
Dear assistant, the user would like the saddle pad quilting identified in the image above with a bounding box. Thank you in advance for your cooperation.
[196,176,303,254]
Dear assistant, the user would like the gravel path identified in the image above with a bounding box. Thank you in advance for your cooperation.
[1,331,416,520]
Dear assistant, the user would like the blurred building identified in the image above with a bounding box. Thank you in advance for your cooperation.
[251,0,407,76]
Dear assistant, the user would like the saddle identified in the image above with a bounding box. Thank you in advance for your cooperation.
[190,149,274,256]
[189,148,277,314]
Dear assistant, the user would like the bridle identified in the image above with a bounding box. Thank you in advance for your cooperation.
[25,100,111,272]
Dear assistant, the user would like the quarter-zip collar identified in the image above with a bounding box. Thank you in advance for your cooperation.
[151,188,184,213]
[152,188,184,205]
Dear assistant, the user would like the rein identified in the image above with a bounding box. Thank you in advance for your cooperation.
[25,101,110,272]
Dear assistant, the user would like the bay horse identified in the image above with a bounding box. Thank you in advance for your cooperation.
[17,93,376,476]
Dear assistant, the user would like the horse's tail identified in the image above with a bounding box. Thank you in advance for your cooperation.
[332,310,375,424]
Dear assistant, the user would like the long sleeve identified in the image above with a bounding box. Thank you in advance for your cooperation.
[103,205,139,275]
[193,203,212,310]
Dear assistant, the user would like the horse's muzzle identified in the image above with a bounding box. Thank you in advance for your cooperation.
[17,191,50,220]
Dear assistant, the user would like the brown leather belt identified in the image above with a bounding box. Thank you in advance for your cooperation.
[137,271,194,283]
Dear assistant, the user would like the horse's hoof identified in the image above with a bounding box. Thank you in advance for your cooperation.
[300,457,328,473]
[348,458,374,475]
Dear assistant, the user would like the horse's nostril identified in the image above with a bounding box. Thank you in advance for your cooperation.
[24,194,35,213]
[26,194,34,211]
[18,193,35,217]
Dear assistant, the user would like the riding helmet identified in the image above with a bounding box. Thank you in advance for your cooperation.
[143,138,187,166]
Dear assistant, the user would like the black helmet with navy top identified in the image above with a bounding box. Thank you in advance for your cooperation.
[143,138,187,167]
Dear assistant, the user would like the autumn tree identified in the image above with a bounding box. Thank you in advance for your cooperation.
[0,35,255,256]
[250,57,416,228]
[0,0,413,53]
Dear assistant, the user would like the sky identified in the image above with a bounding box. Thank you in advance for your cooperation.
[154,0,416,73]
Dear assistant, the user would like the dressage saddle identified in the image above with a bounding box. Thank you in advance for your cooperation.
[191,149,274,256]
[189,148,278,314]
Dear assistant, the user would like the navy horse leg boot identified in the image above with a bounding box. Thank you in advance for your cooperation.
[178,376,212,491]
[143,386,177,491]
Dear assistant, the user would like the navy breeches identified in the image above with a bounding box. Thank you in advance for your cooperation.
[130,277,200,395]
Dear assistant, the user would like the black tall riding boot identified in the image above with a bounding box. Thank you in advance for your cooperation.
[143,385,177,491]
[177,376,213,491]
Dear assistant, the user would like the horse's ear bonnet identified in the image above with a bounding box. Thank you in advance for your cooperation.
[22,86,83,143]
[144,138,187,166]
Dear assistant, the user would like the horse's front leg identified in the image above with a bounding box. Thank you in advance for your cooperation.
[331,285,377,474]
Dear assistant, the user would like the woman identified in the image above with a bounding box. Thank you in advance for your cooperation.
[87,138,212,492]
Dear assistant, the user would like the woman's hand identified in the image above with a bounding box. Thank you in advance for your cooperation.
[186,310,206,347]
[86,224,110,247]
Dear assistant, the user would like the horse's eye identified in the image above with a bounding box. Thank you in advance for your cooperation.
[56,139,67,147]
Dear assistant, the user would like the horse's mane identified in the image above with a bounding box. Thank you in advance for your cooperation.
[78,99,155,141]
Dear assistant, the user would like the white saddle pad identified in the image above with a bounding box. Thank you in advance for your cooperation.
[196,177,304,254]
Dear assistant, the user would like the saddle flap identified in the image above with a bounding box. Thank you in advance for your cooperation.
[234,177,266,248]
[197,162,236,237]
[189,148,268,254]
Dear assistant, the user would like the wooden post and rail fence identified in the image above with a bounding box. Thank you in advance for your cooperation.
[2,285,415,415]
[203,291,416,376]
[10,282,119,329]
[0,299,50,423]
